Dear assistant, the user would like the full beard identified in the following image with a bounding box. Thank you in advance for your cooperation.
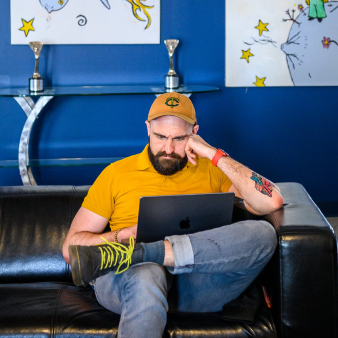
[148,144,188,176]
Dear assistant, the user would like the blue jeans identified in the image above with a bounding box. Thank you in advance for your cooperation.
[94,220,277,338]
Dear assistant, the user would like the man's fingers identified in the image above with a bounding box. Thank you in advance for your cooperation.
[185,139,197,158]
[185,141,197,165]
[187,154,197,165]
[186,149,196,158]
[186,134,210,158]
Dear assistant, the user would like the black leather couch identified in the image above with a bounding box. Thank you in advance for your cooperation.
[0,183,336,338]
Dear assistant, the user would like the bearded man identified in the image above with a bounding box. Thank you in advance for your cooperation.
[63,92,283,338]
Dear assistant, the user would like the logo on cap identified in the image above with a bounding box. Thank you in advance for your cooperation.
[165,97,180,108]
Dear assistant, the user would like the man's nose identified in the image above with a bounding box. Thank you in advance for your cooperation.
[165,138,174,154]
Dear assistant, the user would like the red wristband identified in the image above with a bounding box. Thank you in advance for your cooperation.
[211,149,229,167]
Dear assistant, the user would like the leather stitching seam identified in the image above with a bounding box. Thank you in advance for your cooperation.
[65,187,75,280]
[51,285,66,338]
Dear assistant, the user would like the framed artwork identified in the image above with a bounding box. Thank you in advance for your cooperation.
[226,0,338,86]
[11,0,160,44]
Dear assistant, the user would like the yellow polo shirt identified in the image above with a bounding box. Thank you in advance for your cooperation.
[82,145,232,231]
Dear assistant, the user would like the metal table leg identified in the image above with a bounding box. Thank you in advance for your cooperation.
[14,96,54,185]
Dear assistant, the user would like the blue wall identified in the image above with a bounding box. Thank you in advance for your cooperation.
[1,2,337,213]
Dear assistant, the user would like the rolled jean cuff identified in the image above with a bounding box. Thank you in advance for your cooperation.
[165,234,194,275]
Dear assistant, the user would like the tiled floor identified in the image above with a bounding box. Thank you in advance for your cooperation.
[327,217,338,227]
[326,217,338,236]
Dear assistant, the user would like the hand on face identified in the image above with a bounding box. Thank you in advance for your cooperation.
[185,134,217,165]
[146,116,217,168]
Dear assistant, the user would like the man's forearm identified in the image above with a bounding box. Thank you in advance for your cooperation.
[184,134,283,215]
[217,156,283,215]
[63,230,117,264]
[184,135,283,215]
[68,230,116,246]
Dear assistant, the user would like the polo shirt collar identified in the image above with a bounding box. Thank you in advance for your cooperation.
[137,145,153,170]
[136,145,199,171]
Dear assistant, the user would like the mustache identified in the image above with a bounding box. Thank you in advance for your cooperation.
[155,151,185,160]
[148,144,188,176]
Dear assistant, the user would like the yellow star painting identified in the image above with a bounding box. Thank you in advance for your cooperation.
[240,49,254,63]
[255,20,269,36]
[226,0,325,87]
[253,76,266,87]
[11,0,160,44]
[18,18,35,37]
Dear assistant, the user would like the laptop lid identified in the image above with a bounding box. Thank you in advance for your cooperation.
[136,192,235,243]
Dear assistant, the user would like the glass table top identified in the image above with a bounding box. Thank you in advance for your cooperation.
[0,84,219,97]
[0,157,125,168]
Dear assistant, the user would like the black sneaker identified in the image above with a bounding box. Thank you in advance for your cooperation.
[69,237,143,287]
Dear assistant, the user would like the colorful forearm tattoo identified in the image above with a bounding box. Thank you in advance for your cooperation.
[250,172,274,197]
[234,196,247,210]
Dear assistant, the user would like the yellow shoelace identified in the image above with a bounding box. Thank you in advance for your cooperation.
[95,236,135,274]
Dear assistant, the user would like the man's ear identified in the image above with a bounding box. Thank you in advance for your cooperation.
[145,120,151,137]
[192,124,199,135]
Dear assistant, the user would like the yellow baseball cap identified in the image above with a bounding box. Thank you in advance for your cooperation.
[148,92,197,125]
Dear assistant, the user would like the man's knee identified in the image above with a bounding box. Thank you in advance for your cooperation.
[247,220,277,263]
[95,263,168,312]
[123,263,169,313]
[127,263,167,292]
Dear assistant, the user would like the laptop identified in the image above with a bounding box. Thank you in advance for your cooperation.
[136,192,235,243]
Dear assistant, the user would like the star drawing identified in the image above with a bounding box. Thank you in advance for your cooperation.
[240,49,254,63]
[253,76,266,87]
[19,18,35,37]
[255,20,269,36]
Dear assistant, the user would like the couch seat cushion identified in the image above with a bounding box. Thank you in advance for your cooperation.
[0,282,276,338]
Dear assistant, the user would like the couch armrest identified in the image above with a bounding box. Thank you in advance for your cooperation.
[264,183,337,338]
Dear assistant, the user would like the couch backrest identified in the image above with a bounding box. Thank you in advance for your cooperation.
[0,186,89,283]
